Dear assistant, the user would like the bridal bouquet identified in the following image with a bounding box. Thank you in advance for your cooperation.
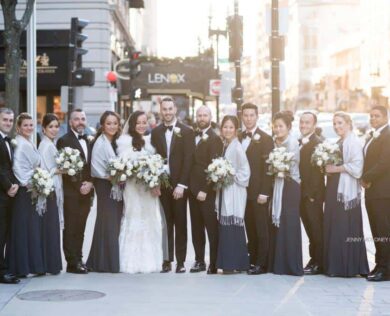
[29,167,55,215]
[266,147,295,178]
[206,157,236,190]
[133,154,171,189]
[56,147,84,180]
[311,142,342,173]
[107,157,135,201]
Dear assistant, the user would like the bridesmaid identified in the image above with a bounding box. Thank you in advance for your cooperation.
[268,111,303,276]
[323,112,369,277]
[216,115,250,273]
[86,111,123,273]
[38,113,63,275]
[8,113,44,276]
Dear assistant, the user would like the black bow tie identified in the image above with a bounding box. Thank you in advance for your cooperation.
[195,130,203,137]
[78,134,87,140]
[243,131,252,139]
[298,139,303,146]
[3,136,11,143]
[164,125,173,132]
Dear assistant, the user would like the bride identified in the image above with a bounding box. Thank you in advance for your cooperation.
[117,111,168,273]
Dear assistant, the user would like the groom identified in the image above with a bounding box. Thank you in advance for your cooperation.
[151,97,195,273]
[240,103,274,274]
[57,109,93,274]
[0,108,19,284]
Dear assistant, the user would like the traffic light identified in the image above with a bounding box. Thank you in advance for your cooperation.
[129,48,141,80]
[227,15,243,62]
[69,17,95,86]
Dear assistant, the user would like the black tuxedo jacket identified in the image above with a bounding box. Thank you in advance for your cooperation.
[56,131,92,197]
[362,125,390,200]
[151,121,195,188]
[189,128,223,196]
[239,128,274,200]
[299,133,325,200]
[0,135,18,199]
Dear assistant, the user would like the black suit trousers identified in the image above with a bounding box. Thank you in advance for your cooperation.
[63,194,91,266]
[245,199,270,267]
[189,191,218,266]
[160,188,188,263]
[0,197,12,275]
[366,198,390,271]
[300,197,324,266]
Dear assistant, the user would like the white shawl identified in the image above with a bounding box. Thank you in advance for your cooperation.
[215,138,250,226]
[38,136,64,227]
[337,132,363,210]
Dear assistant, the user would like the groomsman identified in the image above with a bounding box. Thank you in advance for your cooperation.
[361,106,390,282]
[57,109,93,274]
[189,106,223,274]
[240,103,274,275]
[0,108,19,284]
[151,97,195,273]
[299,112,325,275]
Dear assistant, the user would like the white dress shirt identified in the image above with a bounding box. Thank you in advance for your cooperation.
[195,126,211,145]
[241,126,258,151]
[0,131,11,159]
[364,124,388,156]
[72,129,88,161]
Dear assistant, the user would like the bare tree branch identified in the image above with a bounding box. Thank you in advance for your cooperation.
[19,0,35,30]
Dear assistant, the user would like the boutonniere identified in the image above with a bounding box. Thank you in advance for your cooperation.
[87,135,95,142]
[252,133,261,143]
[173,127,182,137]
[201,133,209,142]
[301,137,309,145]
[366,129,380,141]
[10,138,18,147]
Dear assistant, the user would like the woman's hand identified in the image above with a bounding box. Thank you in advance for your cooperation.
[55,168,66,175]
[325,165,341,174]
[151,186,161,197]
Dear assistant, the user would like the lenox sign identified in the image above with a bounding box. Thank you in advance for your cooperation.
[148,73,186,84]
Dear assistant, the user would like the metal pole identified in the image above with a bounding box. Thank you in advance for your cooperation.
[27,2,37,145]
[271,0,280,118]
[216,34,220,123]
[234,0,242,124]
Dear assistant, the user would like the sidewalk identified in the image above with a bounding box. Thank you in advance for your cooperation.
[0,201,389,316]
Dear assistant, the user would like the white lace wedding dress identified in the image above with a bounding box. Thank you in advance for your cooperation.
[117,134,165,273]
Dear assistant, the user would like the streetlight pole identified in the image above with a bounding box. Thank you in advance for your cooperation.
[209,16,227,123]
[271,0,280,118]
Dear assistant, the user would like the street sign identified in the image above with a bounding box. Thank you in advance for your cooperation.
[114,59,130,80]
[209,79,221,96]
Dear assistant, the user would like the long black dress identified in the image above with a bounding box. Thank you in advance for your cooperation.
[269,179,304,276]
[86,178,123,273]
[323,173,369,277]
[42,192,62,274]
[9,187,45,276]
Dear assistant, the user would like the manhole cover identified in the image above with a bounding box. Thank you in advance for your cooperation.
[17,290,105,301]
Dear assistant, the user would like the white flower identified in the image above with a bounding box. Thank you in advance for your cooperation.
[372,130,380,139]
[113,161,121,170]
[70,155,77,162]
[77,161,84,168]
[301,137,309,145]
[65,147,73,155]
[119,174,127,182]
[125,169,132,176]
[87,135,94,142]
[253,134,261,141]
[110,170,117,176]
[63,161,71,169]
[55,157,62,164]
[317,160,323,167]
[33,174,39,180]
[43,189,50,196]
[68,169,76,176]
[173,127,181,136]
[10,139,17,147]
[201,134,209,142]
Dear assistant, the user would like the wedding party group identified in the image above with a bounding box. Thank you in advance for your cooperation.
[1,96,390,285]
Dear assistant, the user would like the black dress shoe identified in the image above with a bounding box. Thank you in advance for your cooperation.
[207,265,218,275]
[368,265,379,277]
[176,263,186,273]
[190,262,206,273]
[247,265,267,275]
[66,263,88,274]
[304,264,322,275]
[160,261,172,273]
[0,274,20,284]
[367,270,390,282]
[303,259,314,271]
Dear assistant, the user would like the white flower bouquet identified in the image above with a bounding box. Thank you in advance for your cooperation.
[133,154,171,190]
[29,167,55,215]
[206,157,236,190]
[107,157,135,201]
[311,142,342,173]
[266,147,295,178]
[56,147,84,180]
